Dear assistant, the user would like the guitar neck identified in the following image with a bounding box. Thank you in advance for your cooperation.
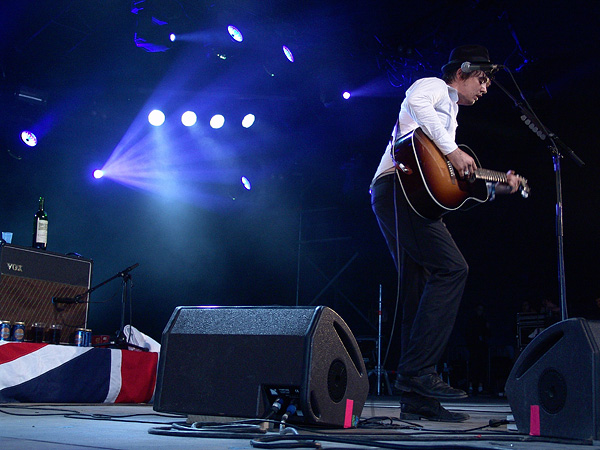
[474,168,509,184]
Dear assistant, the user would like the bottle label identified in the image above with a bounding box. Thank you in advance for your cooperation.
[36,219,48,244]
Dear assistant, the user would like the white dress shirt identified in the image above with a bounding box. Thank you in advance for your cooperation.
[372,77,460,183]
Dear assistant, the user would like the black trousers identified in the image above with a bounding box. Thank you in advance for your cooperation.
[371,173,468,376]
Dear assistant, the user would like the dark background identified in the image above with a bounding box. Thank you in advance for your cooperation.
[1,1,599,378]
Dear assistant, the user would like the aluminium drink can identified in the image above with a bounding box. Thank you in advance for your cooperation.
[0,321,11,341]
[12,322,25,342]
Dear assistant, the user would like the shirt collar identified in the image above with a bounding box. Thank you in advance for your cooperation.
[447,84,459,103]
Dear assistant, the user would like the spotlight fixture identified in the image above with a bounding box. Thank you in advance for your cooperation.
[282,45,294,62]
[342,91,351,100]
[181,111,197,127]
[241,114,255,128]
[227,25,243,43]
[210,114,225,129]
[93,169,105,179]
[241,176,251,190]
[148,109,166,126]
[20,130,38,147]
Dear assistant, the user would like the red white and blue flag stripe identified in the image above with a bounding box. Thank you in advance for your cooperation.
[0,341,158,403]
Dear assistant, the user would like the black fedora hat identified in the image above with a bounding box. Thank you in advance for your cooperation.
[441,44,491,72]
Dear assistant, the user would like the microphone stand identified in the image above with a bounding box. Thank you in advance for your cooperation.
[52,263,139,308]
[375,284,392,395]
[53,263,147,351]
[493,74,585,321]
[104,263,148,351]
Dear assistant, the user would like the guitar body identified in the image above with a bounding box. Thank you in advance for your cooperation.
[393,128,489,219]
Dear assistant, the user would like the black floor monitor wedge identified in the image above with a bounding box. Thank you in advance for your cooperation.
[153,305,369,428]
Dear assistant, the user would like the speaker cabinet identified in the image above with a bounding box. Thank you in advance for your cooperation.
[0,243,92,343]
[505,318,600,440]
[154,305,369,428]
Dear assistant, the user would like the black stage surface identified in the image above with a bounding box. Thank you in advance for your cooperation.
[1,397,598,450]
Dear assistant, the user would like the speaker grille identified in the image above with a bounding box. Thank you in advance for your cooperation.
[538,368,567,414]
[327,359,347,403]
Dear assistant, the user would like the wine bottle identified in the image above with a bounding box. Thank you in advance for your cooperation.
[32,197,48,249]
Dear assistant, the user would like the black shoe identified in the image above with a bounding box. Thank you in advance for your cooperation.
[394,373,468,399]
[400,393,470,423]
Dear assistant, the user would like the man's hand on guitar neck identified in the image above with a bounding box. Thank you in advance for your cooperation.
[499,170,521,194]
[447,147,477,179]
[447,147,521,195]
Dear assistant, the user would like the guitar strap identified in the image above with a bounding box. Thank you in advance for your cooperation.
[388,120,400,164]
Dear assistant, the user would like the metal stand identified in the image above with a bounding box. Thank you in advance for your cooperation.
[51,262,146,350]
[376,285,392,395]
[368,285,392,395]
[105,263,147,351]
[494,74,584,321]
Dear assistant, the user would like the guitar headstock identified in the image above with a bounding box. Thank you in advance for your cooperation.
[518,175,530,198]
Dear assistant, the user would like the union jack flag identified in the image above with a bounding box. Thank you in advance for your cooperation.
[0,341,158,403]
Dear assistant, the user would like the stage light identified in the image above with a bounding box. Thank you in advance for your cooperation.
[342,91,351,100]
[181,111,197,127]
[148,109,165,126]
[227,25,243,42]
[241,114,255,128]
[169,33,176,42]
[282,45,294,62]
[93,169,105,179]
[20,130,38,147]
[241,176,251,190]
[210,114,225,129]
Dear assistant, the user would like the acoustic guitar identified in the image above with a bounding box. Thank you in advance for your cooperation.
[392,127,529,219]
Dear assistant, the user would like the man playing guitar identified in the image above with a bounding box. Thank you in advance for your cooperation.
[370,45,521,422]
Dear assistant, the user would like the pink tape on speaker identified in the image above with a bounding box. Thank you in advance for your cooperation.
[530,404,541,436]
[344,398,354,428]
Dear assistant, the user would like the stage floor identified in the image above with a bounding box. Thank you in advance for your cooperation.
[0,397,596,449]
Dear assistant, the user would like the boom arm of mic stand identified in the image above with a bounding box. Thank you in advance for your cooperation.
[61,263,141,304]
[493,77,585,166]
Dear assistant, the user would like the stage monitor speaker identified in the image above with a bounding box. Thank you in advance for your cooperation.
[505,318,600,440]
[0,243,92,343]
[154,305,369,428]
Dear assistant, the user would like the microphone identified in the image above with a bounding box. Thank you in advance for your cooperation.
[461,61,503,73]
[52,296,80,304]
[118,262,140,278]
